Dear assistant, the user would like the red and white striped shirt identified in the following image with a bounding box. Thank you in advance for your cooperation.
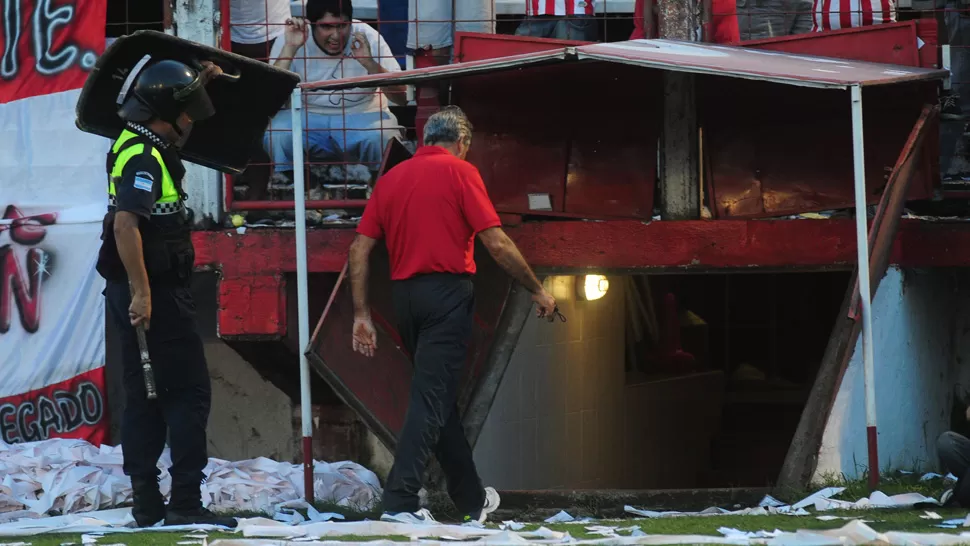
[528,0,596,16]
[812,0,895,31]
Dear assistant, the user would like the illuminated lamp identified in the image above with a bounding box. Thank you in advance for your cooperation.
[579,274,609,301]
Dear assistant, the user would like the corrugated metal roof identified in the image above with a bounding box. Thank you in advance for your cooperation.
[577,39,947,88]
[299,39,947,92]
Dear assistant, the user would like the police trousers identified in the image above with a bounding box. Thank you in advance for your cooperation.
[105,280,211,510]
[382,273,485,515]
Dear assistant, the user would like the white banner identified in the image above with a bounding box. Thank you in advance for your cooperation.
[0,0,111,446]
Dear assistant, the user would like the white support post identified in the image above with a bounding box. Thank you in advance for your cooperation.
[406,54,415,104]
[850,85,879,489]
[291,87,314,502]
[943,45,953,91]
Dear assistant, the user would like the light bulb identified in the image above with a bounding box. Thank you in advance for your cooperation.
[582,275,609,301]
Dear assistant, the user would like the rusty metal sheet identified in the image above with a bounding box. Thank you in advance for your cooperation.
[466,131,569,214]
[305,260,410,448]
[565,134,656,218]
[574,39,947,89]
[455,61,660,219]
[703,80,938,218]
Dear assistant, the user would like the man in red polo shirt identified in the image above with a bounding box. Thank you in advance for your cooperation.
[348,106,558,525]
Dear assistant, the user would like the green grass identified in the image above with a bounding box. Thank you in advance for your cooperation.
[814,470,948,501]
[771,469,950,505]
[4,508,967,545]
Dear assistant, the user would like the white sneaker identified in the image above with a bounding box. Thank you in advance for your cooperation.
[942,488,955,506]
[380,508,439,525]
[464,486,501,524]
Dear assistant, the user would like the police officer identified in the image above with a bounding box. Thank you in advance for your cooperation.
[96,58,236,528]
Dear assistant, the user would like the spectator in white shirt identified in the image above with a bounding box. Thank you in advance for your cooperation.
[265,0,406,176]
[407,0,495,66]
[514,0,599,41]
[230,0,292,61]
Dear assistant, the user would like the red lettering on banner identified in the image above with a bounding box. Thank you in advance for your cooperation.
[0,205,54,334]
[0,367,108,445]
[0,246,48,333]
[0,0,107,103]
[0,204,57,245]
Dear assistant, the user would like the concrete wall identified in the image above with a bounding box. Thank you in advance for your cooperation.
[814,267,956,480]
[205,341,297,462]
[105,272,297,462]
[472,275,628,489]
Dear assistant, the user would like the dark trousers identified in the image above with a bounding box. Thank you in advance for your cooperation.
[514,15,600,41]
[382,273,485,515]
[937,431,970,506]
[105,280,211,510]
[230,38,276,62]
[940,431,970,477]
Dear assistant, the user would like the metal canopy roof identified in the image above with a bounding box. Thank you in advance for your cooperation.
[577,40,947,88]
[300,38,947,92]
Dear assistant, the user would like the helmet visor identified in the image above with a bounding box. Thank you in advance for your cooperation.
[183,86,215,122]
[173,74,216,122]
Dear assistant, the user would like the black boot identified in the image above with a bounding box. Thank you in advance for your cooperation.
[950,467,970,508]
[130,476,166,528]
[942,91,967,121]
[165,507,238,528]
[166,482,238,528]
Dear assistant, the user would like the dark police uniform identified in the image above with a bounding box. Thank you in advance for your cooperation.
[95,56,236,528]
[98,121,216,526]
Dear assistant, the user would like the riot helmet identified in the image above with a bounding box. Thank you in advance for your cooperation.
[117,59,216,134]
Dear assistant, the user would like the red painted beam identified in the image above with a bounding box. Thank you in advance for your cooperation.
[193,229,354,276]
[195,220,970,337]
[194,220,970,275]
[508,220,858,269]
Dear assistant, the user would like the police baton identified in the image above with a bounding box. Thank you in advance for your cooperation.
[129,285,158,400]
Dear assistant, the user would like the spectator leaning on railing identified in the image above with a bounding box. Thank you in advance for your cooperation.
[265,0,406,178]
[407,0,496,66]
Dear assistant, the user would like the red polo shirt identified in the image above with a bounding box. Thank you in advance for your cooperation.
[356,146,502,281]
